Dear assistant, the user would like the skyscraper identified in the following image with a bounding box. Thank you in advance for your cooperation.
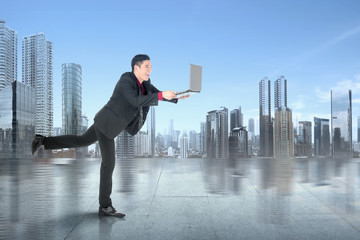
[295,121,312,157]
[189,130,197,151]
[0,20,17,89]
[134,131,148,157]
[22,32,53,136]
[259,77,273,157]
[314,117,330,156]
[62,63,82,135]
[0,81,35,158]
[331,90,352,158]
[229,127,248,158]
[273,76,293,158]
[200,122,206,155]
[206,107,229,159]
[357,116,360,143]
[274,75,287,109]
[116,130,134,158]
[180,134,188,158]
[147,106,155,157]
[230,107,243,131]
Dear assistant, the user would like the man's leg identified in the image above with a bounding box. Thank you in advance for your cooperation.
[94,127,115,208]
[43,125,97,149]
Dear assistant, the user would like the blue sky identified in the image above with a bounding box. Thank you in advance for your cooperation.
[2,0,360,138]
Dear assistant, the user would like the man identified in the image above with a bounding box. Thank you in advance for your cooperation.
[32,54,189,218]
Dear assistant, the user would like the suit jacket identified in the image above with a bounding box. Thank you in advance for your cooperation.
[94,72,177,139]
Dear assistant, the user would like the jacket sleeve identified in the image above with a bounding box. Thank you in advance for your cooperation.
[150,84,178,104]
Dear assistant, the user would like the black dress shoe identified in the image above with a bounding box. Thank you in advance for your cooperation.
[98,205,126,218]
[32,134,44,155]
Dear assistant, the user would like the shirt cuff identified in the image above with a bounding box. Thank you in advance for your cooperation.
[158,92,163,100]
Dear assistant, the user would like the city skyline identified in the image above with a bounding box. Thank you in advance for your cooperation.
[1,0,360,139]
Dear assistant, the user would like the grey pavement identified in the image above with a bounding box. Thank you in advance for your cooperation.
[1,156,360,240]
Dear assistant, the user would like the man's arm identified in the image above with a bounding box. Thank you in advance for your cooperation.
[150,84,178,104]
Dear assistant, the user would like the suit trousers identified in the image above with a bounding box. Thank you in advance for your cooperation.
[43,125,115,208]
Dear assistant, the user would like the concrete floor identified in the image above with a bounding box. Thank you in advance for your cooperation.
[1,156,360,240]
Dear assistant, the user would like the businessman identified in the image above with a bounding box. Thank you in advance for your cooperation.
[32,54,189,218]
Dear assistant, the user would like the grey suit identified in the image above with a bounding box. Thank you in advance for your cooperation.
[43,71,176,207]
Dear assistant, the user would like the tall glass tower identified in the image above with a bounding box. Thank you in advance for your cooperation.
[62,63,82,135]
[259,77,273,157]
[230,106,243,131]
[273,76,293,158]
[314,117,330,156]
[22,32,53,136]
[147,106,155,157]
[331,90,352,159]
[0,20,17,89]
[0,81,35,158]
[206,107,229,159]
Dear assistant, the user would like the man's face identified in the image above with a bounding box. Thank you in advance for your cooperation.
[135,60,152,82]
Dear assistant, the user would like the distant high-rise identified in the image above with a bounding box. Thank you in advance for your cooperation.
[259,77,273,157]
[189,130,197,151]
[0,81,35,158]
[357,116,360,143]
[180,135,188,158]
[314,117,330,156]
[295,121,312,157]
[81,115,89,156]
[147,106,155,157]
[116,130,134,158]
[0,20,17,89]
[230,107,243,131]
[62,63,82,135]
[331,90,352,158]
[229,127,248,158]
[200,122,206,154]
[274,75,287,109]
[134,131,148,157]
[206,107,229,159]
[273,76,293,158]
[22,32,53,136]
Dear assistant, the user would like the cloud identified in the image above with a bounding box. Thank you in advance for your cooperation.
[290,94,307,110]
[268,25,360,77]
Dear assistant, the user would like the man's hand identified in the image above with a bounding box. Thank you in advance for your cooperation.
[179,95,190,100]
[162,91,177,100]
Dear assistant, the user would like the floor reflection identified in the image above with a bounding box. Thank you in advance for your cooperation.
[0,156,359,239]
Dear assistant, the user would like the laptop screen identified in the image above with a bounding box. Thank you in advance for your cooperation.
[190,64,202,92]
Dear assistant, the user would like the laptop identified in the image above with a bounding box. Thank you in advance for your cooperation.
[176,64,202,98]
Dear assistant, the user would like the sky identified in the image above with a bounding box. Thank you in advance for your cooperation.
[2,0,360,138]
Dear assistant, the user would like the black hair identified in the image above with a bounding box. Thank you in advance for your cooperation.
[131,54,150,71]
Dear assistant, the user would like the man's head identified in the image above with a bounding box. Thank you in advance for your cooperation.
[132,54,152,83]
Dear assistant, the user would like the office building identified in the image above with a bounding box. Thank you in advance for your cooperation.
[147,106,155,157]
[273,76,294,158]
[0,20,17,89]
[80,115,89,157]
[357,116,360,143]
[229,127,248,158]
[0,81,35,158]
[62,63,82,135]
[314,117,330,156]
[295,121,312,157]
[206,107,229,159]
[230,107,243,131]
[331,90,352,158]
[259,77,273,157]
[189,130,197,151]
[116,130,134,158]
[22,32,53,136]
[134,131,148,157]
[180,134,188,158]
[200,122,206,154]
